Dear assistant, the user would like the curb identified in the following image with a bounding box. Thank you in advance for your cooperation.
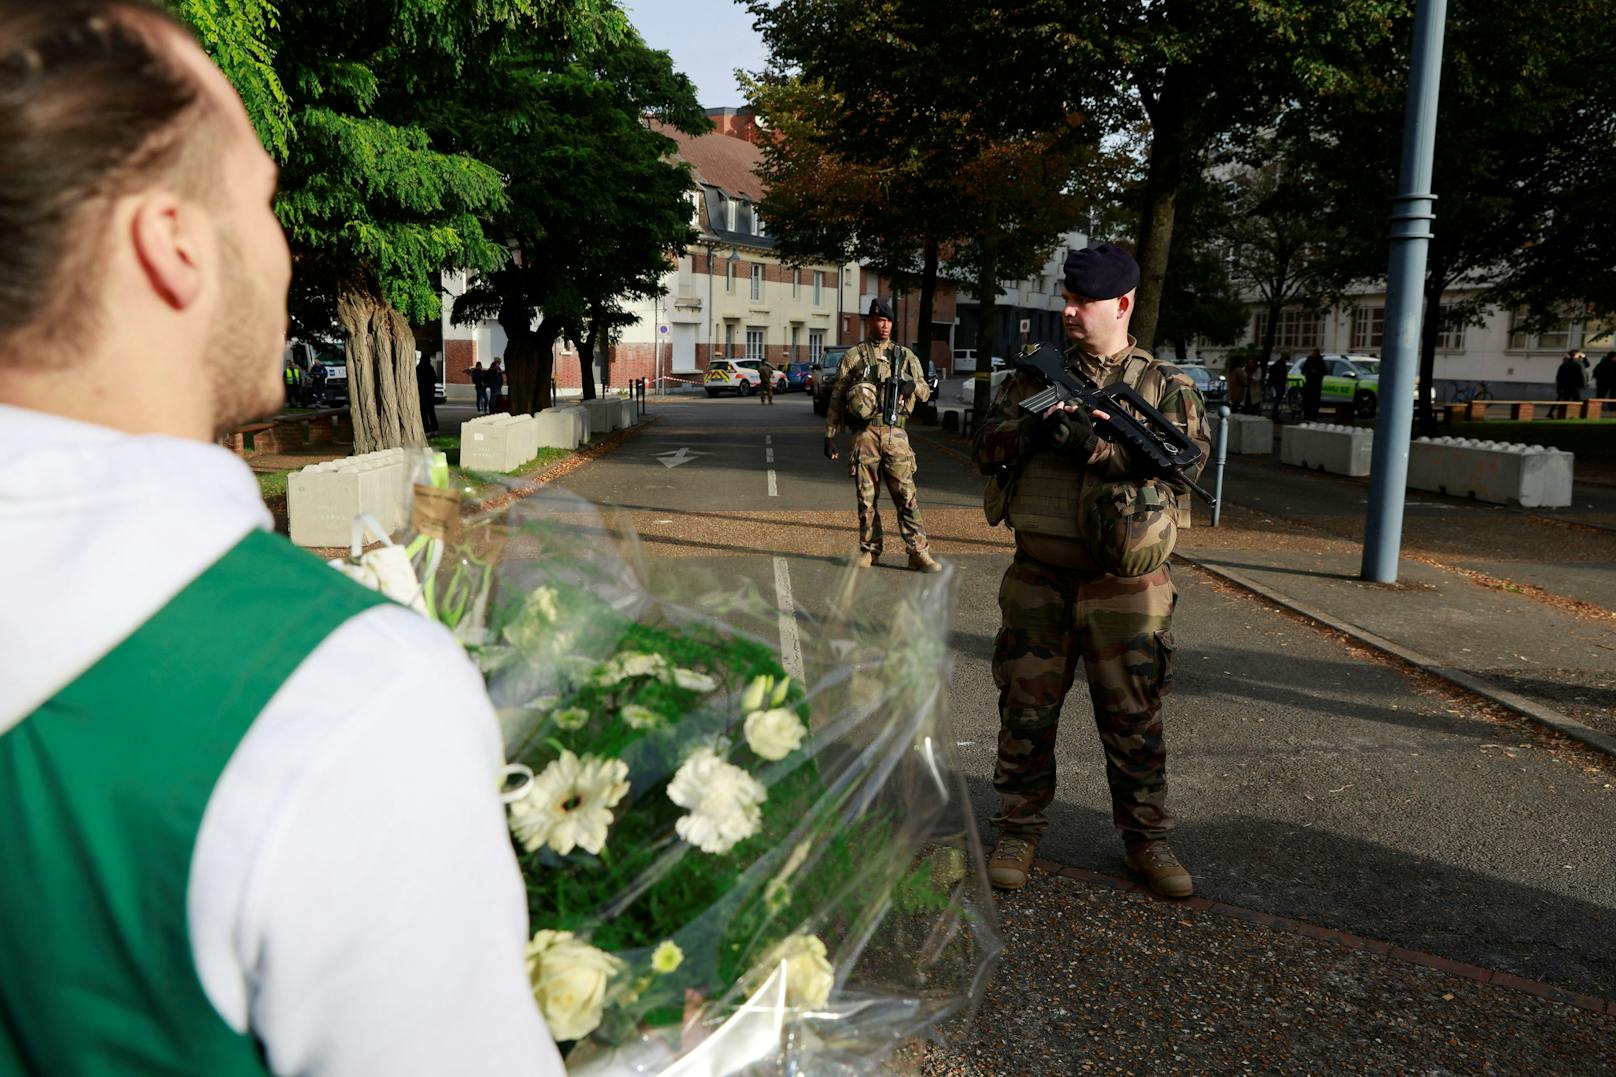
[468,412,659,516]
[1028,857,1616,1018]
[1175,552,1616,760]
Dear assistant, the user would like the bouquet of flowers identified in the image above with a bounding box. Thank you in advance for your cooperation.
[335,463,1001,1073]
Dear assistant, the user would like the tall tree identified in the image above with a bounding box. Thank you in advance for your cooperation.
[269,1,522,452]
[445,20,706,413]
[170,0,290,157]
[1089,0,1407,349]
[1302,0,1616,433]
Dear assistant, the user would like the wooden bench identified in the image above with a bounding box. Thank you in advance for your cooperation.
[226,408,351,457]
[1450,398,1614,422]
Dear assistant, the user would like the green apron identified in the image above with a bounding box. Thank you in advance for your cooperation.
[0,530,388,1074]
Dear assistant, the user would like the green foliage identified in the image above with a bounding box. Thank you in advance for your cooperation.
[169,0,290,157]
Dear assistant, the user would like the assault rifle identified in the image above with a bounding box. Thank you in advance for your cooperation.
[878,345,908,426]
[1015,343,1216,506]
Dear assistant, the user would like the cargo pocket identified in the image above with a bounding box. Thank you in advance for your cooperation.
[1152,629,1177,694]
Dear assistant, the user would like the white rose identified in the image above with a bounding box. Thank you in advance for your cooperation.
[526,930,624,1042]
[744,708,806,761]
[667,747,766,854]
[751,934,834,1009]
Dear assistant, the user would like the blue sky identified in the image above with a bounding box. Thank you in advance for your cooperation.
[625,0,767,110]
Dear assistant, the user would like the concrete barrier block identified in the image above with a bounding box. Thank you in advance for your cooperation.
[1409,437,1574,507]
[461,414,525,472]
[581,399,618,434]
[535,407,583,449]
[616,398,638,428]
[288,448,410,547]
[1208,414,1274,454]
[1280,422,1374,477]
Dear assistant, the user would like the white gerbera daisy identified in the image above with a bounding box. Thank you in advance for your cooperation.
[510,750,630,856]
[667,747,767,854]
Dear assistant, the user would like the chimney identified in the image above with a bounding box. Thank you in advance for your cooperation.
[705,107,765,146]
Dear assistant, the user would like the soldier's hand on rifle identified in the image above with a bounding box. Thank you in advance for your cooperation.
[899,377,917,399]
[823,435,839,461]
[1041,402,1102,456]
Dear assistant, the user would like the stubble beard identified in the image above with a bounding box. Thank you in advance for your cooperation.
[206,226,285,437]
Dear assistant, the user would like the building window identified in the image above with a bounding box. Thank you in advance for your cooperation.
[734,199,752,234]
[1508,309,1570,350]
[750,263,763,302]
[813,271,824,306]
[746,326,765,361]
[1436,305,1464,352]
[725,260,735,294]
[790,325,801,360]
[792,268,800,300]
[809,329,825,362]
[1351,306,1384,352]
[1255,309,1323,351]
[724,323,735,358]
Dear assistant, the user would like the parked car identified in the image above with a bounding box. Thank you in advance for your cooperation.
[783,361,813,391]
[1177,362,1226,406]
[1285,353,1387,418]
[734,358,789,393]
[704,358,765,397]
[811,346,851,415]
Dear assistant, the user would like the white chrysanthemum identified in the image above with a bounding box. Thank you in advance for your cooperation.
[672,668,718,693]
[552,706,590,731]
[621,703,662,730]
[650,940,684,974]
[526,930,624,1042]
[595,651,672,687]
[510,751,629,856]
[751,934,834,1008]
[529,586,562,625]
[739,674,773,713]
[743,708,806,761]
[667,747,766,854]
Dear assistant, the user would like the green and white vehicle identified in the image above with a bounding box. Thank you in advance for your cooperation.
[1287,353,1388,418]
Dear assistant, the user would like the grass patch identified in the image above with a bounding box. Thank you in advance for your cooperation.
[256,470,291,499]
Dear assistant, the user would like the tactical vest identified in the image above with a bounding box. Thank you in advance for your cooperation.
[0,530,387,1075]
[844,342,920,427]
[1006,350,1153,539]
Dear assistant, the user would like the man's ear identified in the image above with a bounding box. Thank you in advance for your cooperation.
[1116,292,1133,319]
[129,193,205,310]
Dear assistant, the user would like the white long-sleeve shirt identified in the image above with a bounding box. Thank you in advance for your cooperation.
[0,405,564,1076]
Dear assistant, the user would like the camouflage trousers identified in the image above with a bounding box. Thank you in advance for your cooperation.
[991,550,1177,843]
[759,380,773,403]
[850,424,928,554]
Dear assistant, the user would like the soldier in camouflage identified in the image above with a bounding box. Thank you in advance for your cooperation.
[971,244,1209,898]
[824,297,942,572]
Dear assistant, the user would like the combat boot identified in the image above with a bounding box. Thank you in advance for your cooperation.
[1124,840,1193,898]
[988,834,1038,890]
[854,549,877,569]
[907,548,943,573]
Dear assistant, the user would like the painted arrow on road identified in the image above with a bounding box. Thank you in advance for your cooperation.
[654,447,708,469]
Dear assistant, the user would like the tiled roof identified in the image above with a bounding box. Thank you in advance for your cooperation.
[653,120,766,202]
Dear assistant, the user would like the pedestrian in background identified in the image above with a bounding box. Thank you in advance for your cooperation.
[0,3,566,1071]
[1226,355,1250,413]
[466,360,487,413]
[1593,351,1616,399]
[972,244,1209,899]
[1242,357,1262,414]
[1268,351,1290,420]
[486,357,505,413]
[823,297,941,572]
[1301,349,1328,421]
[1554,350,1586,418]
[417,353,440,435]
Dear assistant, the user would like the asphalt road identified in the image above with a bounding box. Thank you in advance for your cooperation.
[550,391,1616,999]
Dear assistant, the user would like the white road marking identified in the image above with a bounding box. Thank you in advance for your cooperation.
[772,557,806,682]
[766,435,773,446]
[766,447,775,464]
[654,447,707,469]
[767,469,778,497]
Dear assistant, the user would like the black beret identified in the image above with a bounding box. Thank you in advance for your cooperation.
[866,296,895,320]
[1063,243,1140,300]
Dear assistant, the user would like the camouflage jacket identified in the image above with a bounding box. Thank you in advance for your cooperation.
[972,339,1210,488]
[825,340,931,435]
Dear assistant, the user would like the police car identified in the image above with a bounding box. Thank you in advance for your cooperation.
[1286,354,1388,418]
[704,358,768,397]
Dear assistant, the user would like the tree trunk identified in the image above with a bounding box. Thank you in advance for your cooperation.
[578,322,598,402]
[1262,290,1284,367]
[970,219,999,430]
[1133,72,1192,353]
[1417,266,1445,438]
[337,288,424,454]
[915,237,940,369]
[501,315,564,416]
